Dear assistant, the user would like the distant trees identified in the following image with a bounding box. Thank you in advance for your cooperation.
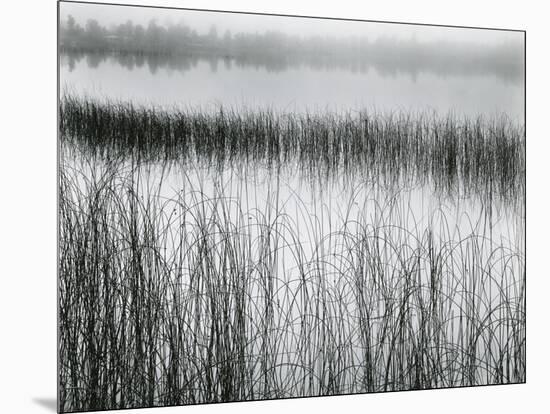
[60,15,207,54]
[223,30,232,48]
[207,25,218,43]
[59,15,523,81]
[85,19,105,47]
[60,14,379,57]
[60,16,107,51]
[65,15,79,38]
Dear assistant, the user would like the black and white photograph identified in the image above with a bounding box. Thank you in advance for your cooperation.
[56,1,526,412]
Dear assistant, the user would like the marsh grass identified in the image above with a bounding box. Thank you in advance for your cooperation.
[59,94,525,204]
[58,151,525,412]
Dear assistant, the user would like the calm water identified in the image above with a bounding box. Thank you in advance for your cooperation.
[60,48,525,250]
[59,47,525,404]
[60,48,525,271]
[60,51,524,120]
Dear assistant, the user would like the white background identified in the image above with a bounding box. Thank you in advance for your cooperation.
[0,1,546,413]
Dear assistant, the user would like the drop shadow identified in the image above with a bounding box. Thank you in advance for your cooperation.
[32,397,57,412]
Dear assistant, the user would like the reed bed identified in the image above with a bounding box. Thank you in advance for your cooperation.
[59,94,525,204]
[58,153,525,412]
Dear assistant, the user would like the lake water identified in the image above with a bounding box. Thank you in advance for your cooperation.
[62,149,525,393]
[60,51,524,121]
[60,48,525,262]
[59,42,525,408]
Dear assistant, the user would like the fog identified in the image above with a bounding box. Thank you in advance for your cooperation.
[59,2,524,88]
[60,1,523,46]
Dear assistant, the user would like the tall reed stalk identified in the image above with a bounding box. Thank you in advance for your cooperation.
[59,150,525,412]
[59,94,525,204]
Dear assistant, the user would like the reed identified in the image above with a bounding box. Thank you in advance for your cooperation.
[58,153,525,412]
[59,94,525,204]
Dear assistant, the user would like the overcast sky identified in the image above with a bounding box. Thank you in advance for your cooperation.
[60,1,523,46]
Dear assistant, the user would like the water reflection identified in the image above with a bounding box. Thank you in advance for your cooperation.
[60,50,524,120]
[61,48,523,84]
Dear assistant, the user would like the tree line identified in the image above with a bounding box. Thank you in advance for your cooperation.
[59,16,524,81]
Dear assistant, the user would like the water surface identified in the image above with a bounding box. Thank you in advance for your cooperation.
[60,51,524,120]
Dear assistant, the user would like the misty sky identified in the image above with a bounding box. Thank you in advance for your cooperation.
[60,1,523,46]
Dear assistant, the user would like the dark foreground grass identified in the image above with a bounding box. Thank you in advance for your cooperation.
[59,155,525,412]
[59,94,525,203]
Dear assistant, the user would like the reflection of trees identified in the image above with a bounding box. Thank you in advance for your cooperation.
[61,48,523,84]
[62,50,202,75]
[59,15,524,82]
[85,53,105,69]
